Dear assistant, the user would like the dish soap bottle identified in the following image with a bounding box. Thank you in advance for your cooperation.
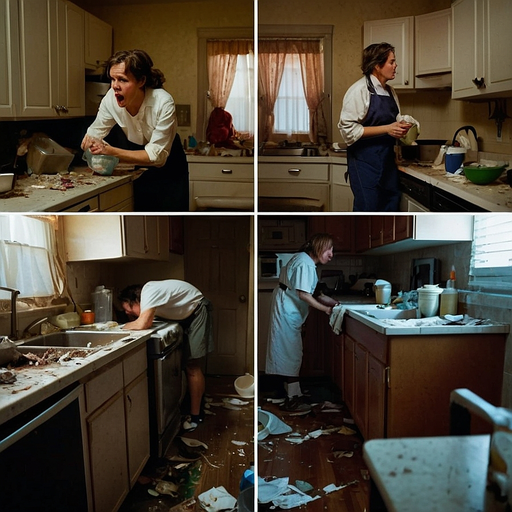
[440,266,458,316]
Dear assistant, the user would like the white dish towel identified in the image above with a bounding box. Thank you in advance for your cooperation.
[329,304,347,335]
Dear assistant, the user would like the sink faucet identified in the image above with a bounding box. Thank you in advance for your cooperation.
[22,316,49,339]
[0,286,20,340]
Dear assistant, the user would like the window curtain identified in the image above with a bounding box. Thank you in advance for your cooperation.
[258,40,287,142]
[0,215,65,302]
[469,214,512,293]
[207,40,252,108]
[259,39,327,143]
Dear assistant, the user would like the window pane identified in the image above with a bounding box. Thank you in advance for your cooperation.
[225,52,254,135]
[274,54,309,136]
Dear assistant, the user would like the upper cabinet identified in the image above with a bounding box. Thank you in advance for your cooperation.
[84,12,112,70]
[364,9,452,90]
[0,0,18,117]
[452,0,512,99]
[364,16,415,90]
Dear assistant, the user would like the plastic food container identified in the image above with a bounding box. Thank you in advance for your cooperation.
[82,149,119,176]
[374,280,392,305]
[49,312,80,329]
[27,135,74,174]
[417,286,444,317]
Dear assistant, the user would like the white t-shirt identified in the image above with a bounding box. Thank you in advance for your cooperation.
[86,87,177,167]
[140,280,203,320]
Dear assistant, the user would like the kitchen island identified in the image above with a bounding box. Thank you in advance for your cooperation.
[0,166,142,212]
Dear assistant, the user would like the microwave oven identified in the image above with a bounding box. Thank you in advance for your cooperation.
[258,252,296,279]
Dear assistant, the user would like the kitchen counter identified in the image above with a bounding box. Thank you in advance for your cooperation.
[0,327,153,425]
[400,163,512,211]
[345,305,510,335]
[258,152,348,165]
[0,166,142,212]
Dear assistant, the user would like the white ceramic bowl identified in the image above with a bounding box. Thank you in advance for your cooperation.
[0,173,14,193]
[234,374,254,398]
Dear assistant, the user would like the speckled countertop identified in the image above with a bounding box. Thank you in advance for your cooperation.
[0,328,153,425]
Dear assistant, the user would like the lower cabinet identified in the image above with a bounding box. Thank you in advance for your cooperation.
[82,345,149,512]
[342,315,506,440]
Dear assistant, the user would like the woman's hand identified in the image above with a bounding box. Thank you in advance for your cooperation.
[388,121,412,139]
[81,135,111,155]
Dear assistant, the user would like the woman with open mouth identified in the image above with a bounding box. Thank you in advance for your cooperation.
[81,49,188,211]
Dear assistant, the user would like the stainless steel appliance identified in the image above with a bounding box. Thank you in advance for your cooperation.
[147,322,184,458]
[399,173,432,211]
[0,384,88,510]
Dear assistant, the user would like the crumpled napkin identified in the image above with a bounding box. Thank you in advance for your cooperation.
[198,486,236,511]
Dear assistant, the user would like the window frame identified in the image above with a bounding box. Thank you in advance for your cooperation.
[196,27,254,141]
[258,24,333,143]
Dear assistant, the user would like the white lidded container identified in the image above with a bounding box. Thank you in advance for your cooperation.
[418,285,444,317]
[374,279,392,305]
[92,285,112,323]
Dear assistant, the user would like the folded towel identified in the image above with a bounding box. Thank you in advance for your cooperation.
[329,305,347,335]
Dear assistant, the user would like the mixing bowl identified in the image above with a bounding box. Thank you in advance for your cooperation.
[463,164,506,185]
[82,149,119,176]
[0,173,14,193]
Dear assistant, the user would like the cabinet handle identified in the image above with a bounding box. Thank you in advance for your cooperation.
[472,77,486,89]
[385,366,390,388]
[221,169,233,174]
[404,80,409,85]
[288,168,301,175]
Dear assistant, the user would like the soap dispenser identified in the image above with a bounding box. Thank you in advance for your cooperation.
[440,266,458,316]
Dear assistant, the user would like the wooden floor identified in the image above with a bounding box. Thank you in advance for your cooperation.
[258,377,370,512]
[119,375,254,512]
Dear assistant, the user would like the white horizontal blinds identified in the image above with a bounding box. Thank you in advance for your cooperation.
[0,215,63,298]
[469,214,512,292]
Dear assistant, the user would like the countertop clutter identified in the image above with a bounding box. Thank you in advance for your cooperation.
[0,327,153,424]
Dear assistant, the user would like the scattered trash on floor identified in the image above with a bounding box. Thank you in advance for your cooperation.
[198,485,237,511]
[320,401,344,412]
[231,440,248,446]
[258,409,293,441]
[338,425,357,435]
[328,450,354,462]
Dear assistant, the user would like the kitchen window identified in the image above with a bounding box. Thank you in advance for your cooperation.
[258,25,333,144]
[197,29,254,140]
[469,214,512,294]
[0,215,65,301]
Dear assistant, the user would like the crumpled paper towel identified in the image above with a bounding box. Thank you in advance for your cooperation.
[198,486,236,511]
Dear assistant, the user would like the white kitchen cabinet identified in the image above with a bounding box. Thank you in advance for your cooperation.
[330,162,352,212]
[1,0,85,118]
[64,215,170,262]
[258,160,330,211]
[84,12,112,70]
[414,9,452,89]
[364,16,414,90]
[83,345,149,512]
[452,0,512,99]
[188,158,254,211]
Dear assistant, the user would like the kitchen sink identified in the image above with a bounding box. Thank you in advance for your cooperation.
[18,331,132,348]
[350,307,417,319]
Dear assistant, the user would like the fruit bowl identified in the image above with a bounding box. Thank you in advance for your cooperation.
[463,164,507,185]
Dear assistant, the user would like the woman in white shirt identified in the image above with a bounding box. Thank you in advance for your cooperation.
[82,49,188,211]
[338,43,412,211]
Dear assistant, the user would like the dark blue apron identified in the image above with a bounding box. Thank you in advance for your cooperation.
[105,126,189,212]
[347,77,400,212]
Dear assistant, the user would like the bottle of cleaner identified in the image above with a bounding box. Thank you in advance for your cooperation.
[440,266,458,316]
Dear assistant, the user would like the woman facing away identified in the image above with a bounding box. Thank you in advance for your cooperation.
[82,49,189,212]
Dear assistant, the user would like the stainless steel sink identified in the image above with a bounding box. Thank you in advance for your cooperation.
[18,331,133,348]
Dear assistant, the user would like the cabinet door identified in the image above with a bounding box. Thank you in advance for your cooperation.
[331,334,343,394]
[308,215,353,253]
[0,0,18,116]
[354,342,368,439]
[343,335,355,412]
[87,393,129,512]
[124,216,170,261]
[125,373,150,488]
[354,216,370,253]
[370,217,383,248]
[364,16,414,89]
[394,215,413,241]
[85,12,112,69]
[18,0,60,117]
[452,0,485,99]
[301,309,326,377]
[367,355,387,440]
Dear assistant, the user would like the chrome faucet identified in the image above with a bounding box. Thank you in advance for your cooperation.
[22,316,49,339]
[0,286,20,340]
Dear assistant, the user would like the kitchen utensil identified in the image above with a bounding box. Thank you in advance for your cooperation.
[82,149,119,175]
[374,280,392,305]
[463,164,507,185]
[445,147,466,173]
[27,134,74,174]
[0,173,14,193]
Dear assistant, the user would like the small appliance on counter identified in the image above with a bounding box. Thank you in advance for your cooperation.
[411,258,440,289]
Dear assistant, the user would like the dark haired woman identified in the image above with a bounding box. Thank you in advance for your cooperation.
[338,42,413,212]
[265,233,339,414]
[81,49,188,211]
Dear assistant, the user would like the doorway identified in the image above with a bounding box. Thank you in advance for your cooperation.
[184,216,252,376]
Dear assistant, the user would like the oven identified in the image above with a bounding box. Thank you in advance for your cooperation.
[399,172,432,211]
[0,384,88,511]
[147,322,184,458]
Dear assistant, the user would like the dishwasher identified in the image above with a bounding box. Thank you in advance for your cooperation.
[147,322,184,458]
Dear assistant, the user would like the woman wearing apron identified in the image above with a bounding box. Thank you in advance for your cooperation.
[338,43,413,212]
[81,49,188,211]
